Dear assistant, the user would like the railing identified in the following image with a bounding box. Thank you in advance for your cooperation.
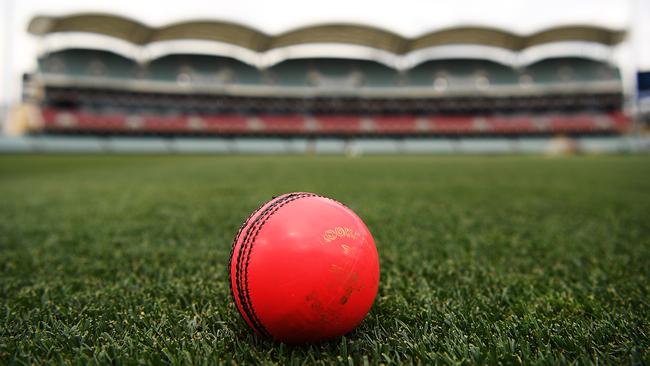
[35,74,623,98]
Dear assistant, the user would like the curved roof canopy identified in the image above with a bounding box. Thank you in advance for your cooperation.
[28,13,626,54]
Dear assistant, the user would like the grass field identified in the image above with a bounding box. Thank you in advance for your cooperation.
[1,155,649,365]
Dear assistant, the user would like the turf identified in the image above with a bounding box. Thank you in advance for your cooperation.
[0,155,649,365]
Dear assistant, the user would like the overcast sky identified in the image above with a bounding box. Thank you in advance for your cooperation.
[1,0,649,106]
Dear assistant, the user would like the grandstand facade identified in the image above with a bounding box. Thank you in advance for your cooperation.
[18,13,629,138]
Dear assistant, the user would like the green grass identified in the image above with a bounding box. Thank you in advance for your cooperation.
[1,155,649,365]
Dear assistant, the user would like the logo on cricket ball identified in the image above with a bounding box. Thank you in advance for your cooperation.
[323,226,361,243]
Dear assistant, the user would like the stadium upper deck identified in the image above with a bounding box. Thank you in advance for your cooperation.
[20,13,629,137]
[37,50,620,91]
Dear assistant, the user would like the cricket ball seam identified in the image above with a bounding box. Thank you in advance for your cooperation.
[240,193,316,337]
[235,194,299,336]
[227,197,272,308]
[236,193,315,337]
[233,193,295,336]
[232,193,316,337]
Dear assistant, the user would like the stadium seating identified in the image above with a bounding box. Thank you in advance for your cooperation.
[200,116,250,133]
[407,60,519,87]
[39,49,138,79]
[267,58,399,87]
[524,57,620,84]
[258,115,306,133]
[141,115,187,133]
[313,116,363,134]
[42,108,127,131]
[38,50,620,89]
[372,116,419,134]
[484,116,537,134]
[40,108,629,136]
[429,116,476,134]
[147,54,261,84]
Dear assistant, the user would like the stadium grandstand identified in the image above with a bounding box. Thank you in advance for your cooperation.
[8,13,642,153]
